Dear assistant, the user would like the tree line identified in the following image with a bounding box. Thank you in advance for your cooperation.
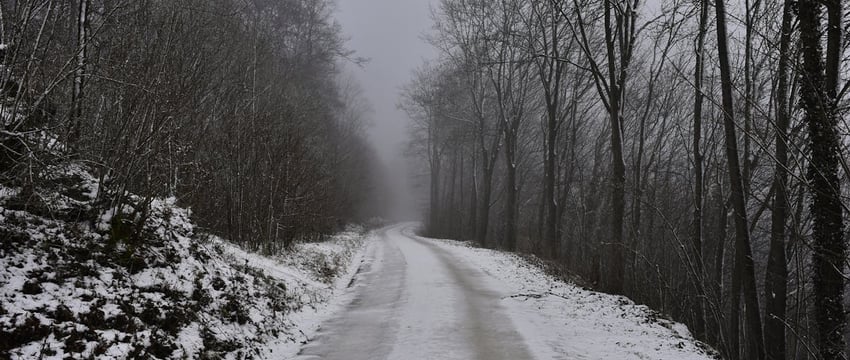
[403,0,849,358]
[0,0,383,253]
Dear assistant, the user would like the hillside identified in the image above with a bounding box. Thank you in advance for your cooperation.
[0,163,371,359]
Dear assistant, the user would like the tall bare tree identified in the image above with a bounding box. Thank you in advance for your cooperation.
[562,0,639,294]
[763,1,794,358]
[690,0,709,340]
[798,0,847,358]
[713,0,764,358]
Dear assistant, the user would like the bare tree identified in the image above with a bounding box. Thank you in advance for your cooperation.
[690,0,709,340]
[526,0,573,258]
[561,0,640,294]
[484,0,533,251]
[798,0,847,358]
[763,1,793,358]
[713,0,764,358]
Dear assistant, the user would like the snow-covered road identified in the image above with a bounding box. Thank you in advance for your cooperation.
[294,223,715,360]
[296,224,533,360]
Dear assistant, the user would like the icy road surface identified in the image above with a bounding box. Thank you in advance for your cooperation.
[295,223,715,360]
[297,224,532,360]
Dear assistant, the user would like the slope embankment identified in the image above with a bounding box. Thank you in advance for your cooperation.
[0,163,373,359]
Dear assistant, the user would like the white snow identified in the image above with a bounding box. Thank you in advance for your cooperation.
[256,232,377,359]
[404,227,717,360]
[0,164,376,359]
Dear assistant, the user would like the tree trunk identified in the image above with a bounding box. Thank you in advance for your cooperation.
[539,30,563,258]
[69,0,90,145]
[544,101,559,258]
[729,223,742,359]
[690,0,708,339]
[603,0,627,295]
[714,0,765,358]
[503,132,518,251]
[429,127,442,235]
[712,191,728,348]
[458,150,465,236]
[798,1,847,358]
[763,1,792,358]
[470,152,479,240]
[477,159,494,247]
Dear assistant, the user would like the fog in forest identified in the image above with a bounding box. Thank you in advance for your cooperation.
[0,0,847,358]
[337,0,437,221]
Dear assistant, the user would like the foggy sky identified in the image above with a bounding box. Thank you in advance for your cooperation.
[336,0,437,220]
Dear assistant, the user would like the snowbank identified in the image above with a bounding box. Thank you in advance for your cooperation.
[0,163,372,359]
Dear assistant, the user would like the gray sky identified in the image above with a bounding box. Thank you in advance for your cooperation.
[336,0,437,219]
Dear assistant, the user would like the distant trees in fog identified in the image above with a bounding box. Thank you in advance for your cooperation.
[405,0,849,358]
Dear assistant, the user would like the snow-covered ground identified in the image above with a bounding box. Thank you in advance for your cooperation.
[232,231,376,359]
[297,223,717,360]
[0,163,374,359]
[408,227,718,360]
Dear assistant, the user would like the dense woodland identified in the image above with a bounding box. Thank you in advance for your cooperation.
[405,0,850,359]
[0,0,384,252]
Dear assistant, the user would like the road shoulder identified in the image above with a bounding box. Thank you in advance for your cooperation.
[410,230,718,360]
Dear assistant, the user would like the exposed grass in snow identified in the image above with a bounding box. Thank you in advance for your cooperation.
[0,163,371,359]
[407,228,720,360]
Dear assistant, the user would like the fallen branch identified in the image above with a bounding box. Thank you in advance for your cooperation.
[504,291,572,302]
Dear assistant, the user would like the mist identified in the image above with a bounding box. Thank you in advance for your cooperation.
[3,0,843,358]
[336,0,436,222]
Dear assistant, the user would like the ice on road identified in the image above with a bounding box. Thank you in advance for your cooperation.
[296,224,533,360]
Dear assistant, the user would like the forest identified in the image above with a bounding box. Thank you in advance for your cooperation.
[403,0,850,359]
[0,0,384,253]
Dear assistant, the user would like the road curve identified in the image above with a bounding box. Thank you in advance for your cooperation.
[295,223,533,360]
